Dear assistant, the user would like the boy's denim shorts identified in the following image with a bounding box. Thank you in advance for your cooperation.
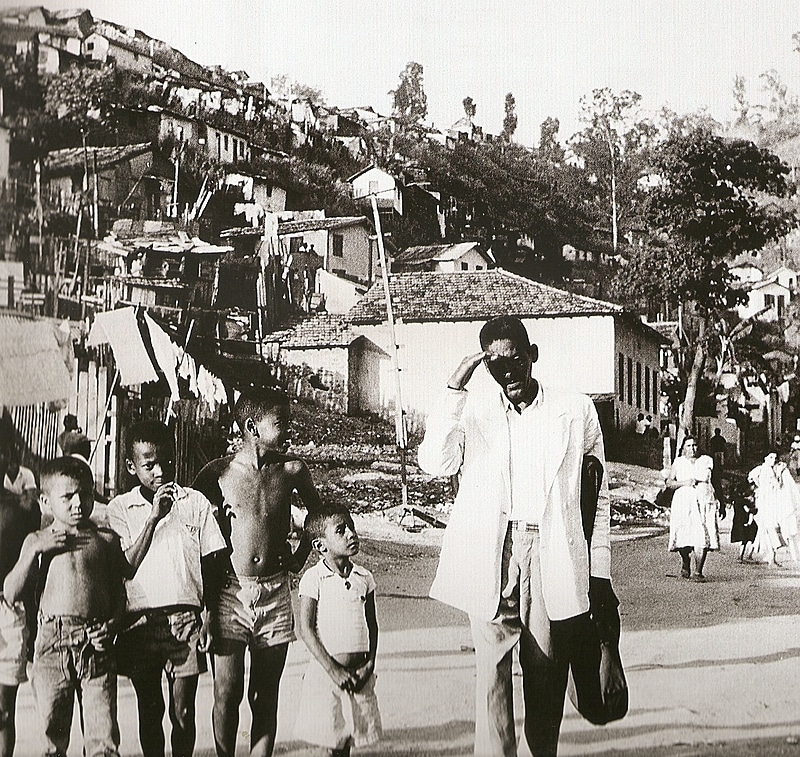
[115,605,206,680]
[0,596,27,686]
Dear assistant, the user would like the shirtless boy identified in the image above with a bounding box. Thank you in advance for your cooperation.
[194,387,322,757]
[0,430,40,757]
[4,456,132,757]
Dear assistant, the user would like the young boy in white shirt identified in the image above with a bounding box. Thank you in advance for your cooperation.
[107,420,226,757]
[295,504,381,757]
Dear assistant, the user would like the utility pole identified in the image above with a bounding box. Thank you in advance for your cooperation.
[369,194,409,516]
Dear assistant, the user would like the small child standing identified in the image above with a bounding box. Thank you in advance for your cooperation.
[295,504,381,757]
[3,456,132,757]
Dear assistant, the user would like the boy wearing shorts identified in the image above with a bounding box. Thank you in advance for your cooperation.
[295,504,381,757]
[193,387,322,757]
[4,456,132,757]
[108,421,226,757]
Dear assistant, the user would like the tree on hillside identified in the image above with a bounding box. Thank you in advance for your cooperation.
[732,75,749,125]
[759,69,796,121]
[570,88,656,253]
[501,92,517,142]
[462,96,476,122]
[611,127,796,438]
[390,62,428,127]
[538,117,564,163]
[412,138,590,281]
[0,52,51,159]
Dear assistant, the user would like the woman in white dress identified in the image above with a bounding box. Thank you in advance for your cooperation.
[775,459,800,561]
[665,436,720,581]
[749,450,800,565]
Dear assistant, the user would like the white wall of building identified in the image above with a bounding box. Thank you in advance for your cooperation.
[316,270,361,314]
[737,280,791,322]
[614,320,662,433]
[436,248,490,272]
[354,315,617,431]
[351,167,402,214]
[0,261,25,307]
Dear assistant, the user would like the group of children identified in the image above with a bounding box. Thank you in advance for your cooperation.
[0,387,381,757]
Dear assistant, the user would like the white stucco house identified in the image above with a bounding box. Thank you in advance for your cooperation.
[736,271,794,322]
[347,165,402,215]
[728,261,763,286]
[278,216,378,286]
[345,269,663,435]
[268,269,664,437]
[392,242,494,273]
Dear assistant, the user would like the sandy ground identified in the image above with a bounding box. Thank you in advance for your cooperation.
[12,509,800,756]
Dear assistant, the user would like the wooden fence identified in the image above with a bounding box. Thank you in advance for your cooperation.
[67,353,118,496]
[9,345,355,494]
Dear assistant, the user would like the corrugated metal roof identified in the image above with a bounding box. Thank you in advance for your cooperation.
[220,216,369,238]
[45,143,152,175]
[278,216,368,235]
[394,242,485,265]
[346,269,622,324]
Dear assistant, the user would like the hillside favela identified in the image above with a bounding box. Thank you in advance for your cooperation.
[3,4,800,757]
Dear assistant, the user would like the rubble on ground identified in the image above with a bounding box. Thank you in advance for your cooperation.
[289,402,670,529]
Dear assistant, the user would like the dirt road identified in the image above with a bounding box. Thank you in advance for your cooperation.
[13,518,800,756]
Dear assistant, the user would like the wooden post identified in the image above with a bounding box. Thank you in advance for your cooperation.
[369,194,409,515]
[92,152,99,238]
[90,366,119,465]
[35,158,43,278]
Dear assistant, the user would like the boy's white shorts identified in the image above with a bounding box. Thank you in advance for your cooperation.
[294,657,382,750]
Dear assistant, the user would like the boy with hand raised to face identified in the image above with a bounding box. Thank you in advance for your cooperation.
[107,420,226,757]
[193,387,322,757]
[4,456,133,757]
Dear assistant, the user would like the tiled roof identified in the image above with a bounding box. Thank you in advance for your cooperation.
[265,314,356,348]
[346,269,622,324]
[45,143,152,174]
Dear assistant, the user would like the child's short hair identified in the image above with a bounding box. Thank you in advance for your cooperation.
[305,504,352,543]
[126,420,174,458]
[61,432,91,459]
[234,387,289,429]
[40,456,94,494]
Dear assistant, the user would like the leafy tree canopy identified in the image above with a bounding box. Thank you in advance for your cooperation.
[390,62,428,127]
[462,96,476,120]
[611,125,796,434]
[501,92,517,142]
